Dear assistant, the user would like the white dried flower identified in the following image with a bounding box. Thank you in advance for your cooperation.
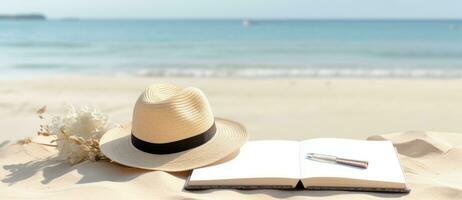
[48,105,112,164]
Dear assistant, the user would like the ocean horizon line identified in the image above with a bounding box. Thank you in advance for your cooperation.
[3,17,462,22]
[51,18,462,22]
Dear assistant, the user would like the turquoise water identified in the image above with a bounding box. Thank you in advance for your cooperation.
[1,20,462,78]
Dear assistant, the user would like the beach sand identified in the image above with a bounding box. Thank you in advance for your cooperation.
[1,75,462,199]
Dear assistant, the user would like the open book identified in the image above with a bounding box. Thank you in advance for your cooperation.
[186,138,410,192]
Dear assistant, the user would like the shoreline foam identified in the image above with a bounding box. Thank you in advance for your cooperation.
[130,68,462,78]
[5,68,462,80]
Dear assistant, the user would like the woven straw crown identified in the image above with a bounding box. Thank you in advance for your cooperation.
[131,84,215,144]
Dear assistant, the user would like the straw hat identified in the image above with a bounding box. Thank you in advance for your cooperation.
[99,84,248,171]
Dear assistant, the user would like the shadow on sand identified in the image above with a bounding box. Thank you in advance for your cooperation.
[1,156,154,186]
[0,140,10,149]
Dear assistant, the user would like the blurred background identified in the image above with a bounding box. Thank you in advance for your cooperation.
[1,0,462,141]
[1,0,462,78]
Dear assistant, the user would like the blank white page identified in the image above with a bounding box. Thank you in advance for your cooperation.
[300,138,406,184]
[190,140,300,184]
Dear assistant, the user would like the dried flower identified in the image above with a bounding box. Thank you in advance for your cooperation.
[36,105,47,119]
[32,105,113,164]
[17,138,32,145]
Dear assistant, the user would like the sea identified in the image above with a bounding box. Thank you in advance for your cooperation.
[1,19,462,78]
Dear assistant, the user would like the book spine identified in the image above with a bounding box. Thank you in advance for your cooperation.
[185,185,294,190]
[305,186,410,193]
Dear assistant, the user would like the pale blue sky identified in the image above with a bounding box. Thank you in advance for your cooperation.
[1,0,462,19]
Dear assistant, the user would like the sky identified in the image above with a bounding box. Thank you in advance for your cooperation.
[1,0,462,19]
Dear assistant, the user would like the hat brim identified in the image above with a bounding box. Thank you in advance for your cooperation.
[99,117,248,171]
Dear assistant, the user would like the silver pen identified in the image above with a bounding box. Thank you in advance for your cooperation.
[306,153,369,169]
